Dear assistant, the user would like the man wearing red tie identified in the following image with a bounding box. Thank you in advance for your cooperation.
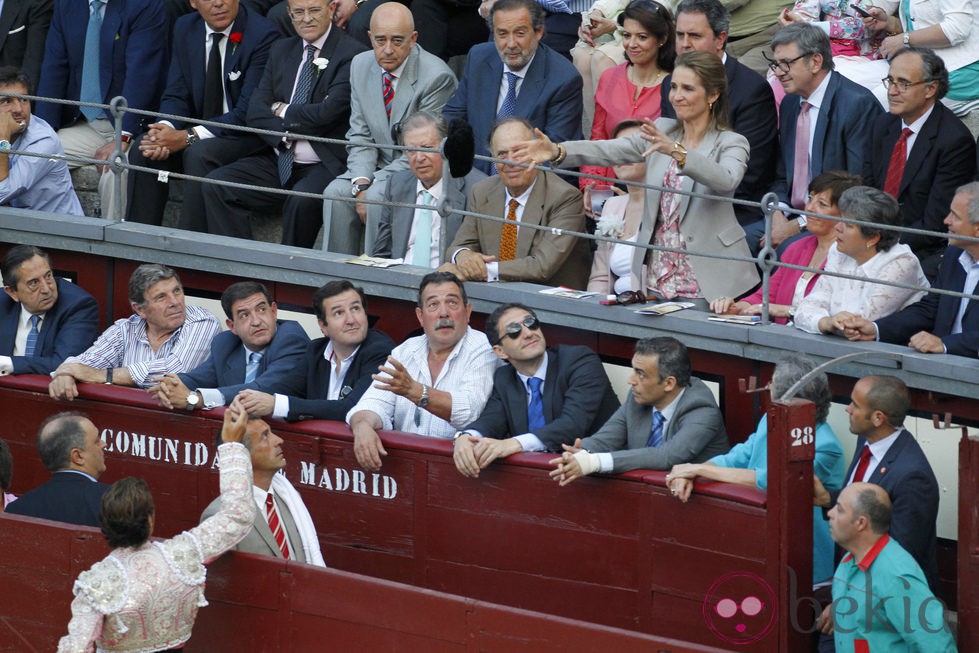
[865,47,976,280]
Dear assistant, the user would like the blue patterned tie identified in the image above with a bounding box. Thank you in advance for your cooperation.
[245,351,263,383]
[497,72,518,119]
[80,0,105,122]
[278,44,318,186]
[645,410,665,448]
[413,189,435,267]
[24,315,40,357]
[527,377,545,432]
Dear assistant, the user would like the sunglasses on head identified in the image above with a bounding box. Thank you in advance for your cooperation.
[499,314,540,343]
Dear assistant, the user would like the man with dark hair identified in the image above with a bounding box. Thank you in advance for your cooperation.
[814,375,940,592]
[0,66,83,214]
[0,245,99,375]
[864,47,976,278]
[201,415,325,565]
[659,0,777,227]
[442,0,583,176]
[743,22,882,255]
[824,482,955,651]
[237,279,394,420]
[453,303,619,477]
[347,271,497,471]
[370,111,486,264]
[6,411,108,526]
[549,336,729,485]
[150,281,309,410]
[125,0,279,228]
[443,118,590,288]
[49,264,220,398]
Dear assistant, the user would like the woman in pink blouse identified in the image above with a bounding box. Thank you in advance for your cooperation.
[582,0,675,195]
[710,171,863,323]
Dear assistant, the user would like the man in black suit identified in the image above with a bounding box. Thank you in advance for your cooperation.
[126,0,279,228]
[0,0,52,87]
[6,412,108,527]
[841,183,979,357]
[813,375,940,591]
[660,0,777,228]
[0,245,99,376]
[454,302,619,477]
[864,47,976,279]
[237,279,395,421]
[200,0,368,240]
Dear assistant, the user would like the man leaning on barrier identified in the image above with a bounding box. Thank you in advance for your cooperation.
[346,271,497,471]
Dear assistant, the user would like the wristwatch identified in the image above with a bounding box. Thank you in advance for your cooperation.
[186,390,201,410]
[351,180,372,197]
[0,140,10,152]
[903,32,910,45]
[796,215,808,231]
[418,384,430,408]
[453,430,471,443]
[186,129,200,147]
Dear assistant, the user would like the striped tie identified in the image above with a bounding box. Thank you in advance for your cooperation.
[278,44,318,186]
[265,493,290,559]
[499,199,518,261]
[382,72,394,118]
[245,351,262,383]
[24,315,40,357]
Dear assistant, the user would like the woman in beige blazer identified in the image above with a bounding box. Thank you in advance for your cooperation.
[514,50,759,303]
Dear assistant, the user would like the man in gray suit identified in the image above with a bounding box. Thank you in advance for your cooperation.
[370,111,485,265]
[550,337,729,485]
[322,2,458,254]
[201,415,325,566]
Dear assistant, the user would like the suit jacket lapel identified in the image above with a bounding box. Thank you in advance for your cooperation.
[900,107,940,196]
[0,0,21,52]
[515,50,545,117]
[100,2,123,96]
[541,348,559,422]
[810,74,840,175]
[390,46,419,125]
[253,511,285,558]
[0,307,17,354]
[480,54,503,124]
[310,28,342,98]
[224,10,247,79]
[868,430,908,483]
[515,175,546,257]
[483,177,506,256]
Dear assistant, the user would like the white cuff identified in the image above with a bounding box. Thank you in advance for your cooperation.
[198,387,226,408]
[597,452,614,473]
[486,261,500,282]
[272,393,290,419]
[514,433,546,452]
[0,355,11,375]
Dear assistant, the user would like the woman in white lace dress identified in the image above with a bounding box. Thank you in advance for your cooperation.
[793,185,929,335]
[58,404,255,653]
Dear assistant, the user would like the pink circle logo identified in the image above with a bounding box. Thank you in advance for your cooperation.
[702,571,777,645]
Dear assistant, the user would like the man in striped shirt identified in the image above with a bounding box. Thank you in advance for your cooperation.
[48,264,220,400]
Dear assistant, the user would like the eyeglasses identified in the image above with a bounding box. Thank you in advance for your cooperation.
[881,76,933,92]
[288,7,324,21]
[616,290,647,306]
[764,53,807,73]
[499,314,540,343]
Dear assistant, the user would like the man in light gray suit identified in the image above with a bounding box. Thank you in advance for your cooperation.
[201,416,325,565]
[370,111,485,264]
[322,2,458,254]
[550,337,729,485]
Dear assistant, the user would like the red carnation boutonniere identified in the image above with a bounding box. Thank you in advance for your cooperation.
[229,32,243,54]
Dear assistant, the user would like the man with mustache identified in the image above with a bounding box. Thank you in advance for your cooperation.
[346,271,497,471]
[48,264,221,399]
[149,281,309,411]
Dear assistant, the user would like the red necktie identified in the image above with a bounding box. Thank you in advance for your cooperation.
[499,199,518,261]
[382,72,394,118]
[265,493,290,559]
[883,128,913,198]
[851,445,873,484]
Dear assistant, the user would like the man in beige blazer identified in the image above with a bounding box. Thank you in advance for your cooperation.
[442,118,590,290]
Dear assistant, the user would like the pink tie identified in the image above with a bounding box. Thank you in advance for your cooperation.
[790,101,811,210]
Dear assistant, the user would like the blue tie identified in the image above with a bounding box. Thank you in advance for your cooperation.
[278,44,318,186]
[80,0,105,122]
[245,351,263,383]
[498,72,518,119]
[24,315,40,357]
[413,189,435,267]
[527,377,545,432]
[645,410,665,448]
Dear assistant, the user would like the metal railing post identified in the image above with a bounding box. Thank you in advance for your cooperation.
[757,191,780,324]
[108,96,128,222]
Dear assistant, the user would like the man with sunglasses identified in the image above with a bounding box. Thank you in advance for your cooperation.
[549,336,728,485]
[863,47,976,281]
[452,303,619,477]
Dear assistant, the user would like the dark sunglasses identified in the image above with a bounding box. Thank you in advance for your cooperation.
[499,314,540,343]
[616,290,647,306]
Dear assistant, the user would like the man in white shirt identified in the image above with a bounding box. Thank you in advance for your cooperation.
[346,271,497,471]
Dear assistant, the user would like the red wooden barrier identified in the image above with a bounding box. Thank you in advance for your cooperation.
[959,432,979,651]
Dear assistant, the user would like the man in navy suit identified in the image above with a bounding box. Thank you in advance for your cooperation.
[126,0,279,229]
[0,245,98,376]
[743,23,882,255]
[35,0,169,219]
[864,48,976,279]
[149,280,308,410]
[660,0,777,227]
[453,303,619,477]
[813,375,940,592]
[6,412,108,527]
[841,183,979,357]
[237,279,395,421]
[201,0,367,240]
[441,0,583,176]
